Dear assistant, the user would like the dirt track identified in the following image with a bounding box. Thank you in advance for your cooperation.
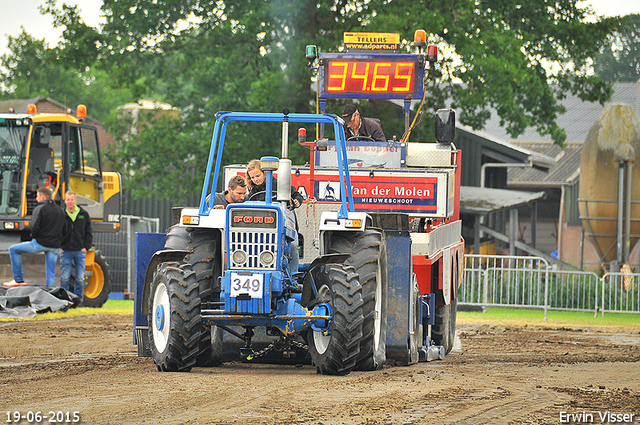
[1,314,639,425]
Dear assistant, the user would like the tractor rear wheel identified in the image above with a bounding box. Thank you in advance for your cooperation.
[432,298,457,354]
[328,230,387,370]
[81,251,111,308]
[308,263,363,376]
[148,262,205,372]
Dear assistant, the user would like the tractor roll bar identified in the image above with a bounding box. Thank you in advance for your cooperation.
[200,112,354,219]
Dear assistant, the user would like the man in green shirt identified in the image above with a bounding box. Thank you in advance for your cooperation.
[60,190,93,301]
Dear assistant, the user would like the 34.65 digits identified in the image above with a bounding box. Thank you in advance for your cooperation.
[326,60,416,94]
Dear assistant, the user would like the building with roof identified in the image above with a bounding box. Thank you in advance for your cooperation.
[0,97,115,151]
[481,81,640,270]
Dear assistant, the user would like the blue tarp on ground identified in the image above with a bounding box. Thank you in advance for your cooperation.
[0,286,80,319]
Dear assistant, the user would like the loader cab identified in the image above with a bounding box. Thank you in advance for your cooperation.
[27,121,104,219]
[0,118,28,215]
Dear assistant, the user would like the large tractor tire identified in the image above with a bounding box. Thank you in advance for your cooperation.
[432,298,457,355]
[307,263,364,376]
[148,262,207,372]
[164,225,221,367]
[328,230,387,371]
[82,251,111,308]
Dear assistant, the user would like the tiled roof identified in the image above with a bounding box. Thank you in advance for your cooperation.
[508,142,582,188]
[0,97,43,113]
[482,82,640,144]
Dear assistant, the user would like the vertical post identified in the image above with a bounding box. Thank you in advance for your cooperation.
[615,161,624,271]
[558,185,565,263]
[580,226,585,270]
[474,217,480,268]
[543,261,549,321]
[319,98,327,140]
[404,98,411,134]
[281,112,289,159]
[531,202,537,249]
[509,208,518,256]
[624,161,632,263]
[265,170,273,206]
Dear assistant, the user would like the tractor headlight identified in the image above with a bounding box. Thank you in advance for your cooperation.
[232,250,247,265]
[260,251,275,266]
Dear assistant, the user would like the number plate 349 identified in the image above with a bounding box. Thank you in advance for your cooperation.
[230,272,264,298]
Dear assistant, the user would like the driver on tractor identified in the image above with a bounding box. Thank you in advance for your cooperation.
[245,159,304,277]
[341,103,387,142]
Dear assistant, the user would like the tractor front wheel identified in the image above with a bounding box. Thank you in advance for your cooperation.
[328,230,387,371]
[308,264,364,376]
[148,262,206,372]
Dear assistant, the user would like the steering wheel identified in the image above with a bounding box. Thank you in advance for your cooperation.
[247,191,277,202]
[347,135,376,142]
[248,190,299,210]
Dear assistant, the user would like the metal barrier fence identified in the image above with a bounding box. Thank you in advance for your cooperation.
[94,215,160,294]
[461,254,640,319]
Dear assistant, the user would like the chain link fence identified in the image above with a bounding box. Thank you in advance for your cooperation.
[94,215,160,295]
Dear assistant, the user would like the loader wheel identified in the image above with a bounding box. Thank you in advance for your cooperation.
[148,262,206,372]
[308,263,364,376]
[432,298,457,355]
[328,230,387,371]
[82,251,111,308]
[165,225,222,367]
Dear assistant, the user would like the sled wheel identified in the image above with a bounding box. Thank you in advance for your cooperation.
[432,298,457,354]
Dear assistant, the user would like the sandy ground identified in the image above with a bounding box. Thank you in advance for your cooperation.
[1,314,639,425]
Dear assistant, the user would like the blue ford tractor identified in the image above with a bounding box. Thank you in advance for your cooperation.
[136,111,394,375]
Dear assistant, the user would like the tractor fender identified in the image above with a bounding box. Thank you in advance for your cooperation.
[140,249,189,316]
[300,253,351,306]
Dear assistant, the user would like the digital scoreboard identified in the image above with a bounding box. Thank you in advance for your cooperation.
[318,53,424,99]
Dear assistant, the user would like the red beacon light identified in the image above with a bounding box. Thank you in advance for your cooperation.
[77,104,87,120]
[27,104,37,114]
[426,44,438,64]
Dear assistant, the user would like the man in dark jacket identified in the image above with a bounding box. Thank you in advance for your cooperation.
[341,103,387,142]
[60,190,92,300]
[4,187,66,287]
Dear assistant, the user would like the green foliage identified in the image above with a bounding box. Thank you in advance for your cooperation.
[593,14,640,82]
[0,0,624,199]
[106,110,210,202]
[0,31,134,123]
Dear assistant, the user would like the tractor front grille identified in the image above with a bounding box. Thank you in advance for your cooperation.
[229,230,278,270]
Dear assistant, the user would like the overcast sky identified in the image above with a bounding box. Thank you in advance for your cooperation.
[1,0,639,58]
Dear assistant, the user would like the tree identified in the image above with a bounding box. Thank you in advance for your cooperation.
[593,14,640,82]
[372,0,621,145]
[41,0,620,199]
[0,30,134,123]
[0,31,84,101]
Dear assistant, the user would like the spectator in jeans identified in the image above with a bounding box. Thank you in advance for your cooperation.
[60,190,92,301]
[3,187,66,287]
